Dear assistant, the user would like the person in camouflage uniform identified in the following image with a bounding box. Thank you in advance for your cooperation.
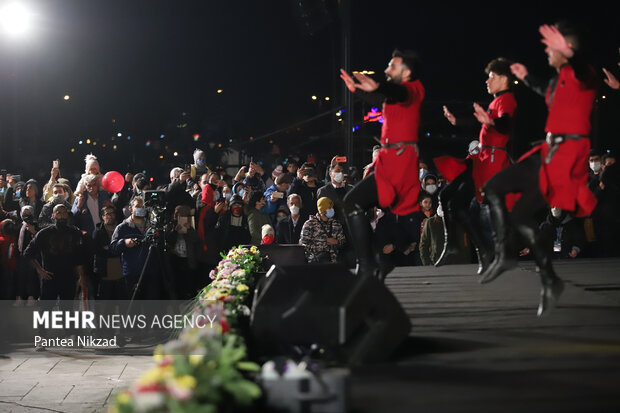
[300,197,346,263]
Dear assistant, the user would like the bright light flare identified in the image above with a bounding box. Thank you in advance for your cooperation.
[0,3,32,37]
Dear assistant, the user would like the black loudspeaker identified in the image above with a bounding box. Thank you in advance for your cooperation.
[258,244,307,266]
[250,263,411,364]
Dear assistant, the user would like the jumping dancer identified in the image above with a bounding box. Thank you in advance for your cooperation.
[435,58,518,273]
[340,49,424,279]
[479,22,598,316]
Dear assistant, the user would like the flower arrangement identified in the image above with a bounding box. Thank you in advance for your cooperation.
[111,246,263,413]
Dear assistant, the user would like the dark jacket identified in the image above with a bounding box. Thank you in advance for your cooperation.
[288,177,320,216]
[72,190,111,237]
[109,217,150,277]
[214,212,251,253]
[316,182,352,222]
[275,215,307,245]
[93,222,120,277]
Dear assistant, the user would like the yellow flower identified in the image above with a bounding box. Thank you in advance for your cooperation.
[117,392,131,405]
[174,375,197,389]
[236,284,249,292]
[138,365,173,386]
[189,354,204,366]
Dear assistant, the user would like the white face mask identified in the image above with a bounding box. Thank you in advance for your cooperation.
[425,184,437,195]
[550,207,562,218]
[289,205,300,216]
[134,207,147,218]
[419,169,428,180]
[332,172,344,183]
[589,161,601,172]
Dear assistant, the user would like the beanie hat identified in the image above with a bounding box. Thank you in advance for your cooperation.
[317,197,333,214]
[272,165,283,178]
[261,224,275,239]
[193,149,206,163]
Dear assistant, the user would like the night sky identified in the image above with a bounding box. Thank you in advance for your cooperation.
[0,0,618,182]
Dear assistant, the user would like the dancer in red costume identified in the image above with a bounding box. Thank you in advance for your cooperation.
[479,22,598,316]
[340,50,424,279]
[434,58,517,274]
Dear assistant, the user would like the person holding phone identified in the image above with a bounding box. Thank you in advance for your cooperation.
[263,173,293,224]
[340,49,424,279]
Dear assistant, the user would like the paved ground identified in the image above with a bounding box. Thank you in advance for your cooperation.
[0,351,152,413]
[1,258,619,412]
[351,258,620,413]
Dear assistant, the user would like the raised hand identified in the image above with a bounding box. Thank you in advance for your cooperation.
[603,68,620,90]
[442,105,456,125]
[473,103,493,125]
[353,72,379,92]
[340,69,357,93]
[510,63,528,81]
[539,24,574,58]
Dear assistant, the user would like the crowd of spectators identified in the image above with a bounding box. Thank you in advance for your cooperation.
[1,144,619,305]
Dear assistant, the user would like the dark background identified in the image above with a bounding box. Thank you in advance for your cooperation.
[1,0,618,184]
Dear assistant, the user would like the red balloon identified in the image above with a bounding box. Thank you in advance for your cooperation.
[101,171,125,193]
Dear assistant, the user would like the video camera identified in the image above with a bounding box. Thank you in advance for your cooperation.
[137,190,168,250]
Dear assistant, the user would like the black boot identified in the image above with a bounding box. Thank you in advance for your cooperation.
[478,192,517,284]
[517,224,564,316]
[457,212,494,275]
[346,208,380,279]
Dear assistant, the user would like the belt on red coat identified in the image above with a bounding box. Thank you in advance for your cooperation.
[544,133,588,164]
[480,145,506,163]
[381,141,419,156]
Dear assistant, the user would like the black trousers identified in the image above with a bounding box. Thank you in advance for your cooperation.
[483,154,548,231]
[343,173,379,215]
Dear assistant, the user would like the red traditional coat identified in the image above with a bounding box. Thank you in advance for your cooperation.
[373,80,425,216]
[434,91,517,203]
[534,64,597,217]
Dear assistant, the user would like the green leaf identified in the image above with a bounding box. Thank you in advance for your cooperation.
[236,361,260,372]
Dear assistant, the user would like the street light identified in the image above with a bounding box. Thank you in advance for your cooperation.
[0,2,32,37]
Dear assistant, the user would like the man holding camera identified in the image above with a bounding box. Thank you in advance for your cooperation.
[110,196,163,299]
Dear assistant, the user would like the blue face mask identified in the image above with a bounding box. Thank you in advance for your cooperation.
[15,189,21,197]
[196,159,206,167]
[225,193,232,201]
[238,189,245,198]
[215,191,221,201]
[134,207,147,218]
[325,208,335,219]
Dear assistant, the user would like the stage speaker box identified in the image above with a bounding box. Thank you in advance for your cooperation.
[250,263,411,364]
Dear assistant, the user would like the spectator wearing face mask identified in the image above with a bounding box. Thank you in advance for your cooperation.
[419,204,470,266]
[588,151,603,197]
[23,204,87,314]
[245,191,271,246]
[275,194,307,245]
[39,183,73,228]
[317,163,353,222]
[264,173,293,224]
[9,180,44,221]
[299,197,346,263]
[214,195,251,253]
[420,174,439,208]
[261,224,275,245]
